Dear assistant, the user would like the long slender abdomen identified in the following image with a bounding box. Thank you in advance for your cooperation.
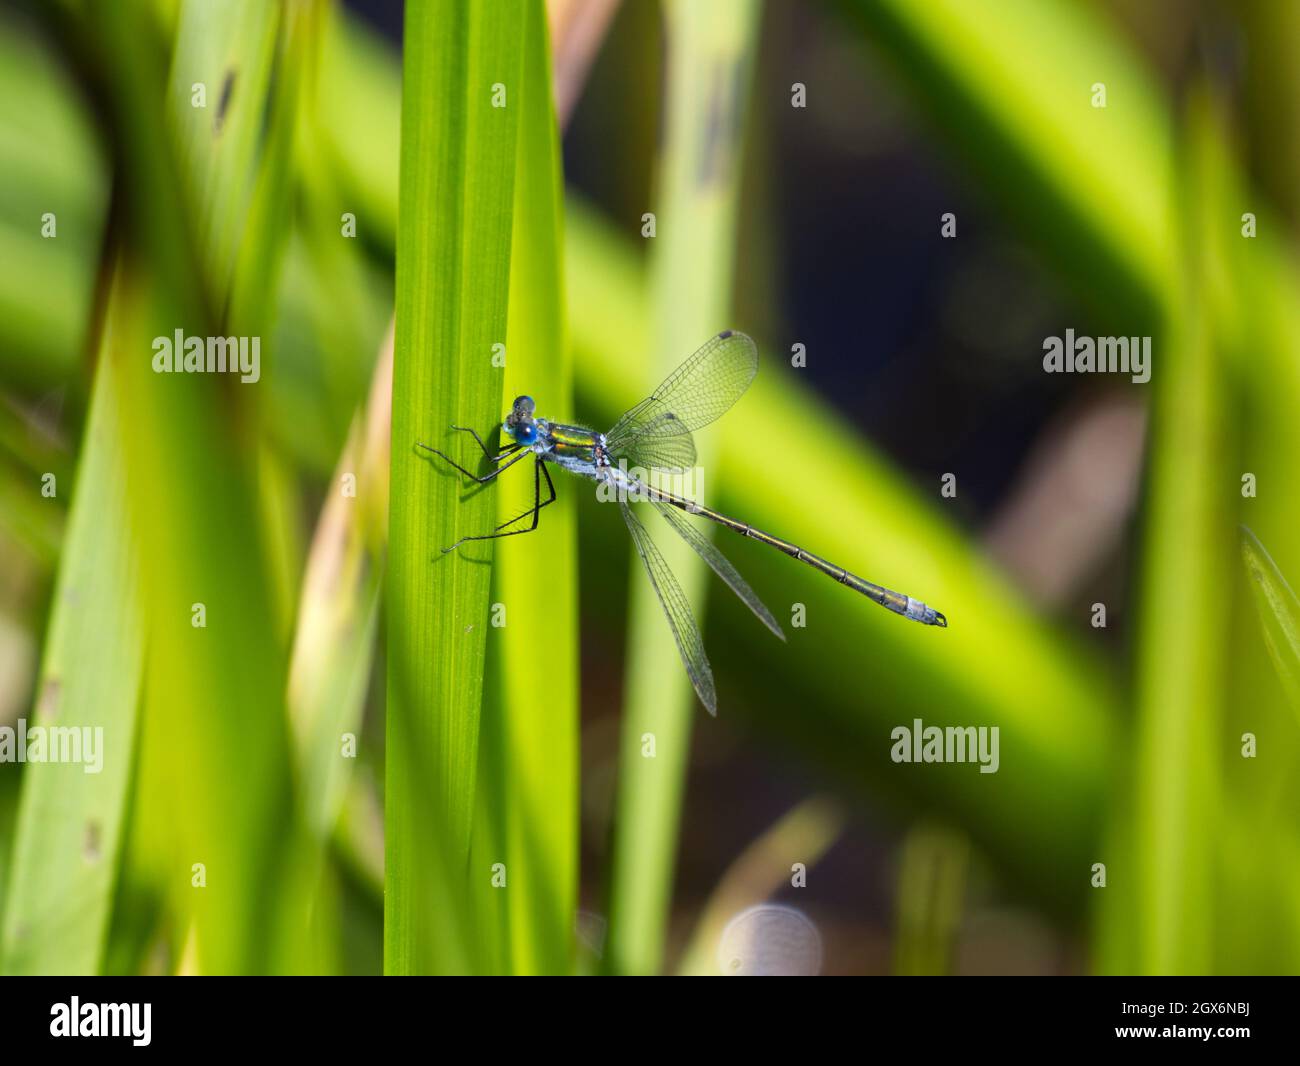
[656,490,947,627]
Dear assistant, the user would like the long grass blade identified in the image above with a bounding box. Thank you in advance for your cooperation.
[1126,92,1232,975]
[475,0,579,975]
[603,0,762,975]
[385,0,525,975]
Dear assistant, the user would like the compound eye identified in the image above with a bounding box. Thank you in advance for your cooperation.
[513,395,536,415]
[515,423,538,445]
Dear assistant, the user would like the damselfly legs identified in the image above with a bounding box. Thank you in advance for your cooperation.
[415,425,556,552]
[419,330,946,716]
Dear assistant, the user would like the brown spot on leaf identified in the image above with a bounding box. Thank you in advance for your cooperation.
[38,678,60,720]
[84,821,102,863]
[214,69,236,134]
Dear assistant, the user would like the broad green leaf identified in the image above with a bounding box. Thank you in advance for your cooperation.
[86,0,312,974]
[385,0,524,975]
[0,327,141,975]
[477,0,579,976]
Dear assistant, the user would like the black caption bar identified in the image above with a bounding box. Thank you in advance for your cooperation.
[0,976,1292,1052]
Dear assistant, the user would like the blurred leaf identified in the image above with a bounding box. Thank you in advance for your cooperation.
[0,10,106,394]
[87,0,312,974]
[0,451,63,571]
[844,0,1177,327]
[164,0,278,312]
[1125,92,1233,975]
[290,335,390,837]
[265,234,391,477]
[290,19,393,469]
[892,822,968,976]
[603,0,762,977]
[319,7,400,252]
[1241,526,1300,712]
[0,338,141,976]
[227,0,318,335]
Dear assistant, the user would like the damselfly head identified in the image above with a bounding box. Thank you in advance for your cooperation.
[504,395,538,444]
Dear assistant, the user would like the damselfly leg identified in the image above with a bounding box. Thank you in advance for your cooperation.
[493,459,556,533]
[436,455,556,553]
[448,423,496,459]
[417,427,555,551]
[415,435,526,483]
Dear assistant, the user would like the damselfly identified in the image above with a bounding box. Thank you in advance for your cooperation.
[419,330,946,716]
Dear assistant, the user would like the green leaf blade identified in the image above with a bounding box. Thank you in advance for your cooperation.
[385,0,524,975]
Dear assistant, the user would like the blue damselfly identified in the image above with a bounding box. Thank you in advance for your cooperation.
[419,330,945,715]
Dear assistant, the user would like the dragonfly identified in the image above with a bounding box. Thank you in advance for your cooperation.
[418,330,946,716]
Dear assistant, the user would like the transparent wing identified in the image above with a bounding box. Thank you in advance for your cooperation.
[654,502,785,642]
[614,413,697,472]
[606,330,758,471]
[620,501,717,716]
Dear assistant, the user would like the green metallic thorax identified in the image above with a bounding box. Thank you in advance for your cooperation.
[544,421,601,457]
